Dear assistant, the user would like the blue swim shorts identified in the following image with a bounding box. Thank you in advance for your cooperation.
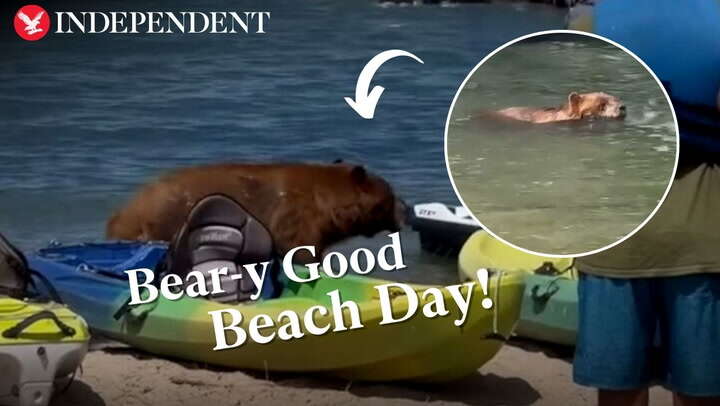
[573,273,720,397]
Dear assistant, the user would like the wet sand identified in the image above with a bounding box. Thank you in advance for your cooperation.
[52,340,672,406]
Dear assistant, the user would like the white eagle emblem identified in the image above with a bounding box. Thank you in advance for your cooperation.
[17,10,45,36]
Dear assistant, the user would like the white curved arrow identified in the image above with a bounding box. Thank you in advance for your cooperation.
[344,49,424,119]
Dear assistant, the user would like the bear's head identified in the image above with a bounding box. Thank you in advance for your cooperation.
[319,163,406,239]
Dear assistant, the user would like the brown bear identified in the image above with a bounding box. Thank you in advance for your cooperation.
[106,162,405,262]
[496,92,626,123]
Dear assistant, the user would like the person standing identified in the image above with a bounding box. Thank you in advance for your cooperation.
[572,2,720,405]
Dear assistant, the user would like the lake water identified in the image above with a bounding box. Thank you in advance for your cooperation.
[0,1,567,284]
[447,36,677,256]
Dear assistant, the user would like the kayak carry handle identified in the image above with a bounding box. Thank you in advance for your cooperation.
[533,261,560,276]
[113,296,132,320]
[2,310,76,339]
[530,281,560,302]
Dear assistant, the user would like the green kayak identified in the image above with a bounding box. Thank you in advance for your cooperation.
[459,231,578,346]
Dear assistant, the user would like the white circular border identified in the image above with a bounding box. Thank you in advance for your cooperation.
[444,29,680,259]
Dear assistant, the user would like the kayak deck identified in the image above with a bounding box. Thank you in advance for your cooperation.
[29,242,524,382]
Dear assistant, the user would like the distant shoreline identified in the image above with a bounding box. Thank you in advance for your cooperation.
[378,0,594,8]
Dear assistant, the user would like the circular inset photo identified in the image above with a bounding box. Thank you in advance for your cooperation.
[445,30,678,257]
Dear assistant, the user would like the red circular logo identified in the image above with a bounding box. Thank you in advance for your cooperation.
[14,5,50,41]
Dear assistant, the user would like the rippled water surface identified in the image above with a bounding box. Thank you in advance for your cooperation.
[447,36,677,255]
[0,1,568,283]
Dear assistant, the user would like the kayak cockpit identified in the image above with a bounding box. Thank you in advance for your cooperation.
[36,242,168,280]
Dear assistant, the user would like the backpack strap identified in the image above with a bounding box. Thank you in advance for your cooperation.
[0,232,30,298]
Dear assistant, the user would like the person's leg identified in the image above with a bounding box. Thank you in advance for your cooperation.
[599,389,648,406]
[574,274,659,404]
[660,274,720,403]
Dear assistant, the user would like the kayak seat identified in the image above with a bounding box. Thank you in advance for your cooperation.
[163,194,277,303]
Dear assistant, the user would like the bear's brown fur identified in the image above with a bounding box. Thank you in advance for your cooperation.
[496,92,626,123]
[106,162,405,262]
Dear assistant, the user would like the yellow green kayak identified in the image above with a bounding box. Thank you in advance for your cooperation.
[28,241,525,382]
[0,298,89,406]
[459,231,578,346]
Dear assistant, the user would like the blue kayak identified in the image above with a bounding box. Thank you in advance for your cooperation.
[27,242,169,330]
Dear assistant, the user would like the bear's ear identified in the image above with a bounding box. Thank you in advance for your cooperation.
[568,92,581,116]
[333,158,343,164]
[350,165,367,184]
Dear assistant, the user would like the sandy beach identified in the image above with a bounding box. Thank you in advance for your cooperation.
[52,339,672,406]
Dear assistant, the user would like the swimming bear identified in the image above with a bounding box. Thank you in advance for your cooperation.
[496,92,626,123]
